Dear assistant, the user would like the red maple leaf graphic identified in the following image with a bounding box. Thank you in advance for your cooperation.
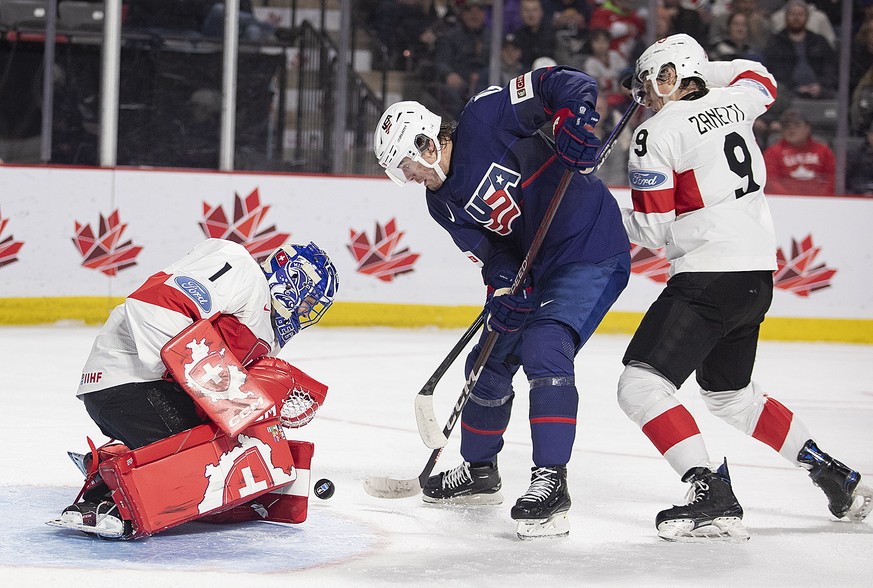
[774,234,837,297]
[347,218,419,282]
[72,210,142,276]
[629,243,670,283]
[200,187,290,262]
[0,206,24,268]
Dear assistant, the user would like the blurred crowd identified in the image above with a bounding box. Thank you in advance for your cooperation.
[360,0,873,195]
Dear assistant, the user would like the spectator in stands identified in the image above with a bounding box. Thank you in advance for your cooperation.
[201,1,275,42]
[590,0,646,61]
[503,0,524,33]
[433,0,490,119]
[763,0,837,99]
[709,10,764,62]
[370,0,439,69]
[846,122,873,196]
[661,0,709,45]
[626,3,671,64]
[770,0,836,48]
[547,0,590,69]
[582,28,627,113]
[763,109,836,195]
[850,66,873,135]
[514,0,557,70]
[708,0,772,54]
[851,20,873,93]
[499,34,526,84]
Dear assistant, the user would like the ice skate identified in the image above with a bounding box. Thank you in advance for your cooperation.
[656,459,749,543]
[422,461,503,505]
[47,500,134,540]
[511,466,571,539]
[797,439,873,523]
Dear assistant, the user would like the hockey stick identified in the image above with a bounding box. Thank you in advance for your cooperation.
[414,99,641,449]
[412,310,486,448]
[365,169,574,497]
[363,103,640,498]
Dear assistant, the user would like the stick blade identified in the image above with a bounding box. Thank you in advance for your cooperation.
[363,476,422,499]
[414,394,448,448]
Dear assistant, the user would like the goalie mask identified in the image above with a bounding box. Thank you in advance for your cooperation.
[630,33,708,107]
[261,242,338,347]
[374,100,446,186]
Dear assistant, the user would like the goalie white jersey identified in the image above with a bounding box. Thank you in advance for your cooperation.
[78,239,278,396]
[624,60,779,276]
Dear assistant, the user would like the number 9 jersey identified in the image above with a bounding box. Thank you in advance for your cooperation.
[624,59,779,277]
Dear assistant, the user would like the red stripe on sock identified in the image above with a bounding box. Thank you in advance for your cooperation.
[461,422,506,436]
[751,396,793,451]
[641,405,701,455]
[530,416,576,425]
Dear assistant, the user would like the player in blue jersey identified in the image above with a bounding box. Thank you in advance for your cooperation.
[374,66,631,538]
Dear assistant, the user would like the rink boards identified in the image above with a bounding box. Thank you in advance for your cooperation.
[0,165,869,342]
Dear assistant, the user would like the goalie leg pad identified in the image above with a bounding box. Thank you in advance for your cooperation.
[94,419,296,538]
[201,440,314,524]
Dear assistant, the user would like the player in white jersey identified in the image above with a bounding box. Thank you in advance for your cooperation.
[615,34,871,542]
[60,238,338,537]
[77,238,337,447]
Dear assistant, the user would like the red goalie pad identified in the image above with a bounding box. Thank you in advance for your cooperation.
[248,357,328,428]
[199,440,314,525]
[97,419,297,539]
[161,320,274,436]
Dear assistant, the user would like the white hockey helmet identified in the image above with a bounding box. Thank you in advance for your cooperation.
[631,33,708,105]
[373,100,446,186]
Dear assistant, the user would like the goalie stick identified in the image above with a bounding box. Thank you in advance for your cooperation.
[364,101,641,498]
[414,99,641,449]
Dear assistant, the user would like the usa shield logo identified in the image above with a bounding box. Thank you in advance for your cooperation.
[465,163,522,236]
[189,352,231,393]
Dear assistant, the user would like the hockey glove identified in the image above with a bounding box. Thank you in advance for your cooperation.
[553,107,601,174]
[485,289,534,334]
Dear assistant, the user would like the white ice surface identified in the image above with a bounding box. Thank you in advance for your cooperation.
[1,325,871,587]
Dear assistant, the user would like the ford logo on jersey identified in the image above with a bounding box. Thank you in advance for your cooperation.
[174,276,212,313]
[630,170,668,189]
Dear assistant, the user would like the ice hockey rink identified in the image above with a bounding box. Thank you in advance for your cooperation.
[2,324,871,587]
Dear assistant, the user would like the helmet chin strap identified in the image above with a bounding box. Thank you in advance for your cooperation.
[415,141,447,182]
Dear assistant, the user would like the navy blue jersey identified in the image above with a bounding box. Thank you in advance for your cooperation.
[425,67,630,287]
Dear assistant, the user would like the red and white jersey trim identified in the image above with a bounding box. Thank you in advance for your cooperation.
[78,239,277,395]
[624,60,779,276]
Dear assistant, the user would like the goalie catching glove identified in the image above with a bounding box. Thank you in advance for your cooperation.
[247,356,327,428]
[552,106,601,174]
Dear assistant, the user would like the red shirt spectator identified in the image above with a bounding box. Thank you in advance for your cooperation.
[763,109,836,195]
[589,0,645,60]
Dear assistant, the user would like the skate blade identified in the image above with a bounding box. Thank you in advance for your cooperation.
[515,512,570,540]
[422,491,504,506]
[657,517,750,543]
[46,518,128,540]
[846,483,873,523]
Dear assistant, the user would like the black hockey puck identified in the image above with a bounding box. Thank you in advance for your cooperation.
[314,478,335,500]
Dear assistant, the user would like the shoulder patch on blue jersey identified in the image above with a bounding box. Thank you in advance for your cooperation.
[734,78,770,98]
[629,170,669,190]
[174,276,212,313]
[510,72,534,104]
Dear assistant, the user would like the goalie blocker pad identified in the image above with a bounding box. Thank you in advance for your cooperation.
[161,319,275,437]
[93,420,314,539]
